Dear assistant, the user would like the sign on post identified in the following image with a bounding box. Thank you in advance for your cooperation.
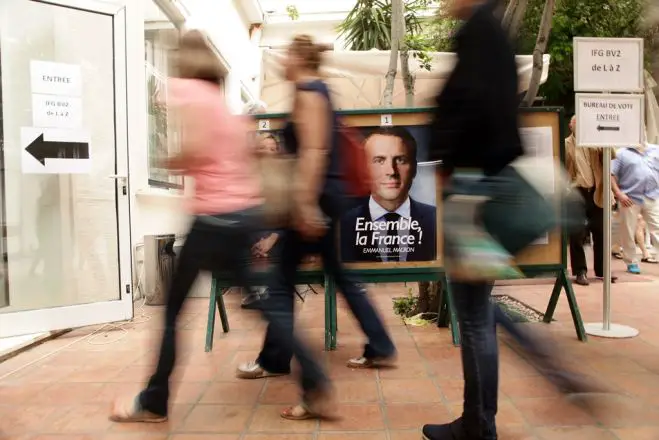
[573,36,642,339]
[575,93,644,147]
[573,37,644,93]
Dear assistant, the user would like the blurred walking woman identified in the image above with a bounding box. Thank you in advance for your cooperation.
[236,35,396,420]
[110,30,262,423]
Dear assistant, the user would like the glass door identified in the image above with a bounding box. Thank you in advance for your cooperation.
[0,0,133,337]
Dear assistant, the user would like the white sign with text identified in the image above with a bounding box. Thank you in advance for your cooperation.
[575,93,644,147]
[30,60,82,97]
[32,94,82,129]
[573,37,643,93]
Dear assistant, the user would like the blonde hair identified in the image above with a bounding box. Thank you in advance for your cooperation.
[290,34,332,71]
[176,30,225,83]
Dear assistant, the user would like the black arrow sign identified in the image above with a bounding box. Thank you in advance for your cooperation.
[597,125,620,132]
[26,134,89,165]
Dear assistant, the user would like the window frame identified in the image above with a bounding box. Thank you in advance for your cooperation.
[144,0,230,190]
[145,0,186,190]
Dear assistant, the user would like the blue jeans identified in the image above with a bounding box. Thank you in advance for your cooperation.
[451,281,498,439]
[453,283,579,439]
[257,194,396,395]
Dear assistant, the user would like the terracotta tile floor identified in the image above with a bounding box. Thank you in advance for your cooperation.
[1,255,659,439]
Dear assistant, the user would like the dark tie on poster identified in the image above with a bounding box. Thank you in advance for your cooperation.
[384,212,401,262]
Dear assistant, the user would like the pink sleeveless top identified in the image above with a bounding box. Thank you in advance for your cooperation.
[168,78,262,215]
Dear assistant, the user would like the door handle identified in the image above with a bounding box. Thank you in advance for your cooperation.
[109,175,128,195]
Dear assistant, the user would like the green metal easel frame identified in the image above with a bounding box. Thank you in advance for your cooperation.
[204,106,587,353]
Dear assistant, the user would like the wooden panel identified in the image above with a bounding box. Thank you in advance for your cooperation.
[515,111,563,267]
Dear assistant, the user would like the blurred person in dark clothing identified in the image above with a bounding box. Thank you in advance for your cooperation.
[425,1,599,439]
[235,34,396,420]
[427,1,521,438]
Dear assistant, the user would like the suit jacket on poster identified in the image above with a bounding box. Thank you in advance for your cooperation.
[340,198,437,262]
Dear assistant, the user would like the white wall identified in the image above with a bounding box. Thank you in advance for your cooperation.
[127,0,262,297]
[126,0,186,245]
[261,19,346,50]
[184,0,261,109]
[129,0,261,235]
[127,1,347,297]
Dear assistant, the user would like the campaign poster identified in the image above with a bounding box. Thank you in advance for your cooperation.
[340,124,438,263]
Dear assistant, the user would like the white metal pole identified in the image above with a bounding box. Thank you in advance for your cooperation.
[584,148,639,338]
[574,37,643,339]
[602,147,612,331]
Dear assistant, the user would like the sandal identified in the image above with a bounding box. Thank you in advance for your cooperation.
[280,388,339,421]
[346,354,397,369]
[642,257,658,264]
[109,395,167,423]
[612,251,624,260]
[236,361,287,380]
[281,403,324,421]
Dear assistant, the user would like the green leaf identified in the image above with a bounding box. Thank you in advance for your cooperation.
[337,0,435,50]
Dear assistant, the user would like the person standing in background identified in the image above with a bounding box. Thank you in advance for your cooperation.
[252,136,284,266]
[612,142,659,273]
[241,133,285,309]
[565,115,617,285]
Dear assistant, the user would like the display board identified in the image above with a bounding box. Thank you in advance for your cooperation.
[205,107,585,353]
[250,109,565,271]
[514,111,565,268]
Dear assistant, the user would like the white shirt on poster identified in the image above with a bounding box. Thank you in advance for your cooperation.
[369,196,411,262]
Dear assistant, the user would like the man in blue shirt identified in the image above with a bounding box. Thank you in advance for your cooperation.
[611,142,659,274]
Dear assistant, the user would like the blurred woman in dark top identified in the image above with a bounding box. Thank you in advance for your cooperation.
[235,34,396,420]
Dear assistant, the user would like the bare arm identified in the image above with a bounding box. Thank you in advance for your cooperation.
[611,174,633,207]
[292,91,330,206]
[611,174,622,197]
